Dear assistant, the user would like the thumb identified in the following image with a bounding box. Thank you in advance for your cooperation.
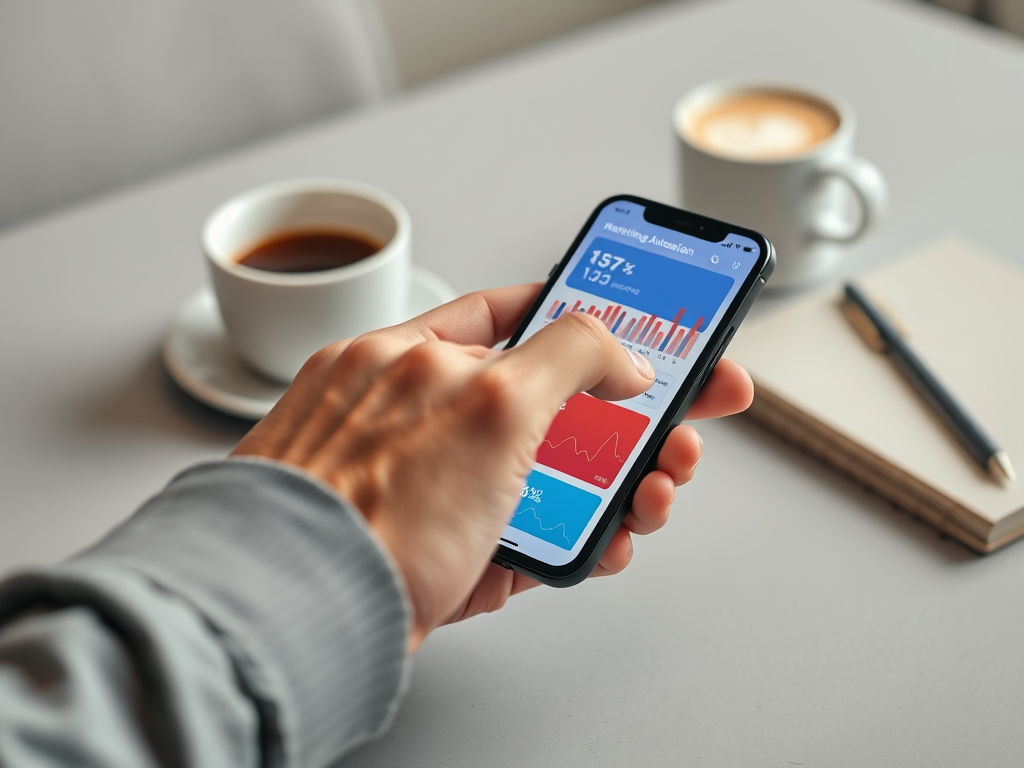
[498,311,655,407]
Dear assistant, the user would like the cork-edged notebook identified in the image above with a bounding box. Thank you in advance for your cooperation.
[729,240,1024,552]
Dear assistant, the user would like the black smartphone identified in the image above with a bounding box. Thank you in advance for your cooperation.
[493,195,775,587]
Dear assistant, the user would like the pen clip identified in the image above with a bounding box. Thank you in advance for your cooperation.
[840,289,912,353]
[841,299,886,352]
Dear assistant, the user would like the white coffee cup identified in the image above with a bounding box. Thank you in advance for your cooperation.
[673,80,888,288]
[203,178,411,382]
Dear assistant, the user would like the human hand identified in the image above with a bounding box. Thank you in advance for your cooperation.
[447,353,752,626]
[232,285,752,652]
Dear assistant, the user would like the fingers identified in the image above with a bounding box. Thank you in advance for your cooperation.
[626,470,675,535]
[593,469,677,577]
[497,311,655,414]
[621,425,701,535]
[450,432,701,604]
[684,358,754,420]
[443,564,543,626]
[655,425,702,485]
[592,526,633,577]
[384,283,542,347]
[239,283,540,458]
[600,424,702,547]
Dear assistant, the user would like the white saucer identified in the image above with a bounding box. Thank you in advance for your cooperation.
[163,266,459,419]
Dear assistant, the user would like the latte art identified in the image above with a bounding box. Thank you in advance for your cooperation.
[684,91,839,161]
[701,113,814,158]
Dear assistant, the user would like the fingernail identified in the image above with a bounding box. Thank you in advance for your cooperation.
[629,349,654,379]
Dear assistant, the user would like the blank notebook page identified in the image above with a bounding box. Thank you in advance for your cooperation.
[729,239,1024,530]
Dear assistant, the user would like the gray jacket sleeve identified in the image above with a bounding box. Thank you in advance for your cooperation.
[0,458,412,768]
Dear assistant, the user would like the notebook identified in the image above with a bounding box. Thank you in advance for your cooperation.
[728,239,1024,552]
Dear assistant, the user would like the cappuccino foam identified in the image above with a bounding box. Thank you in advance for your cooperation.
[684,91,839,160]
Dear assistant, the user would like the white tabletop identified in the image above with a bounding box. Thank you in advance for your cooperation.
[2,0,1024,764]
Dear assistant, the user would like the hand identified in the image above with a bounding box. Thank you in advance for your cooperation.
[448,353,752,625]
[232,285,753,652]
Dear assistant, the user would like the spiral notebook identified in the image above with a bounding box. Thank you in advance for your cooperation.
[728,239,1024,552]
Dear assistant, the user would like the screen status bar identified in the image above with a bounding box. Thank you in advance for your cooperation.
[596,202,758,278]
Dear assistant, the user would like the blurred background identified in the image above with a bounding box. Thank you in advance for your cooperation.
[377,0,1024,88]
[1,0,1021,232]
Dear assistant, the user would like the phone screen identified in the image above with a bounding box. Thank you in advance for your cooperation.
[501,198,763,568]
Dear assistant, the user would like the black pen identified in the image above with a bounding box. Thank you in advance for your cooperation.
[842,283,1015,484]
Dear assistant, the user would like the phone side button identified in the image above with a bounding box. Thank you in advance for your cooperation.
[548,262,560,277]
[693,363,716,396]
[678,327,735,423]
[706,326,737,374]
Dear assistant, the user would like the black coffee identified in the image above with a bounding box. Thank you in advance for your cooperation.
[237,230,382,273]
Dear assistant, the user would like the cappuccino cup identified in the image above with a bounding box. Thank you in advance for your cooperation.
[674,81,888,288]
[203,179,411,382]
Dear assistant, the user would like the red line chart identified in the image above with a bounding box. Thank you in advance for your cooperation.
[536,393,650,489]
[542,432,626,465]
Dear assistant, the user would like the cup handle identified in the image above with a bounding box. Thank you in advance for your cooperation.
[811,156,889,243]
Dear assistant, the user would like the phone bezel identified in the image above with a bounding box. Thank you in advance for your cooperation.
[493,194,774,587]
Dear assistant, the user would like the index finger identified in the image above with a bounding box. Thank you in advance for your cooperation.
[382,283,542,347]
[495,311,655,415]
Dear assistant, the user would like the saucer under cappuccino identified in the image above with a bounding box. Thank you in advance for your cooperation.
[683,90,840,161]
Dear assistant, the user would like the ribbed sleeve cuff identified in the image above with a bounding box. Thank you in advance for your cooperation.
[72,458,412,768]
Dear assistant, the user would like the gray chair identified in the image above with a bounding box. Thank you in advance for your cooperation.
[929,0,1024,35]
[0,0,398,231]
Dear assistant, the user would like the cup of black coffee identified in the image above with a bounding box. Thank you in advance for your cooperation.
[203,179,411,382]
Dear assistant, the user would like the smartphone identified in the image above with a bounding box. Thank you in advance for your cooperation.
[493,195,775,587]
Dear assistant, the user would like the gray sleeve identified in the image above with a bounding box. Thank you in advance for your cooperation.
[0,458,412,768]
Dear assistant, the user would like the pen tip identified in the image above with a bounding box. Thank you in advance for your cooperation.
[990,452,1016,484]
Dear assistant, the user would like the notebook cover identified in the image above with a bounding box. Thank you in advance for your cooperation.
[728,239,1024,551]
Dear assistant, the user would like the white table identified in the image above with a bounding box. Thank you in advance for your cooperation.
[2,0,1023,764]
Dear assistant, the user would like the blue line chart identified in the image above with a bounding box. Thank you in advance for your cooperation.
[506,469,602,550]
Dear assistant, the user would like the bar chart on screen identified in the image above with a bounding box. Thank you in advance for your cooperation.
[543,297,704,359]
